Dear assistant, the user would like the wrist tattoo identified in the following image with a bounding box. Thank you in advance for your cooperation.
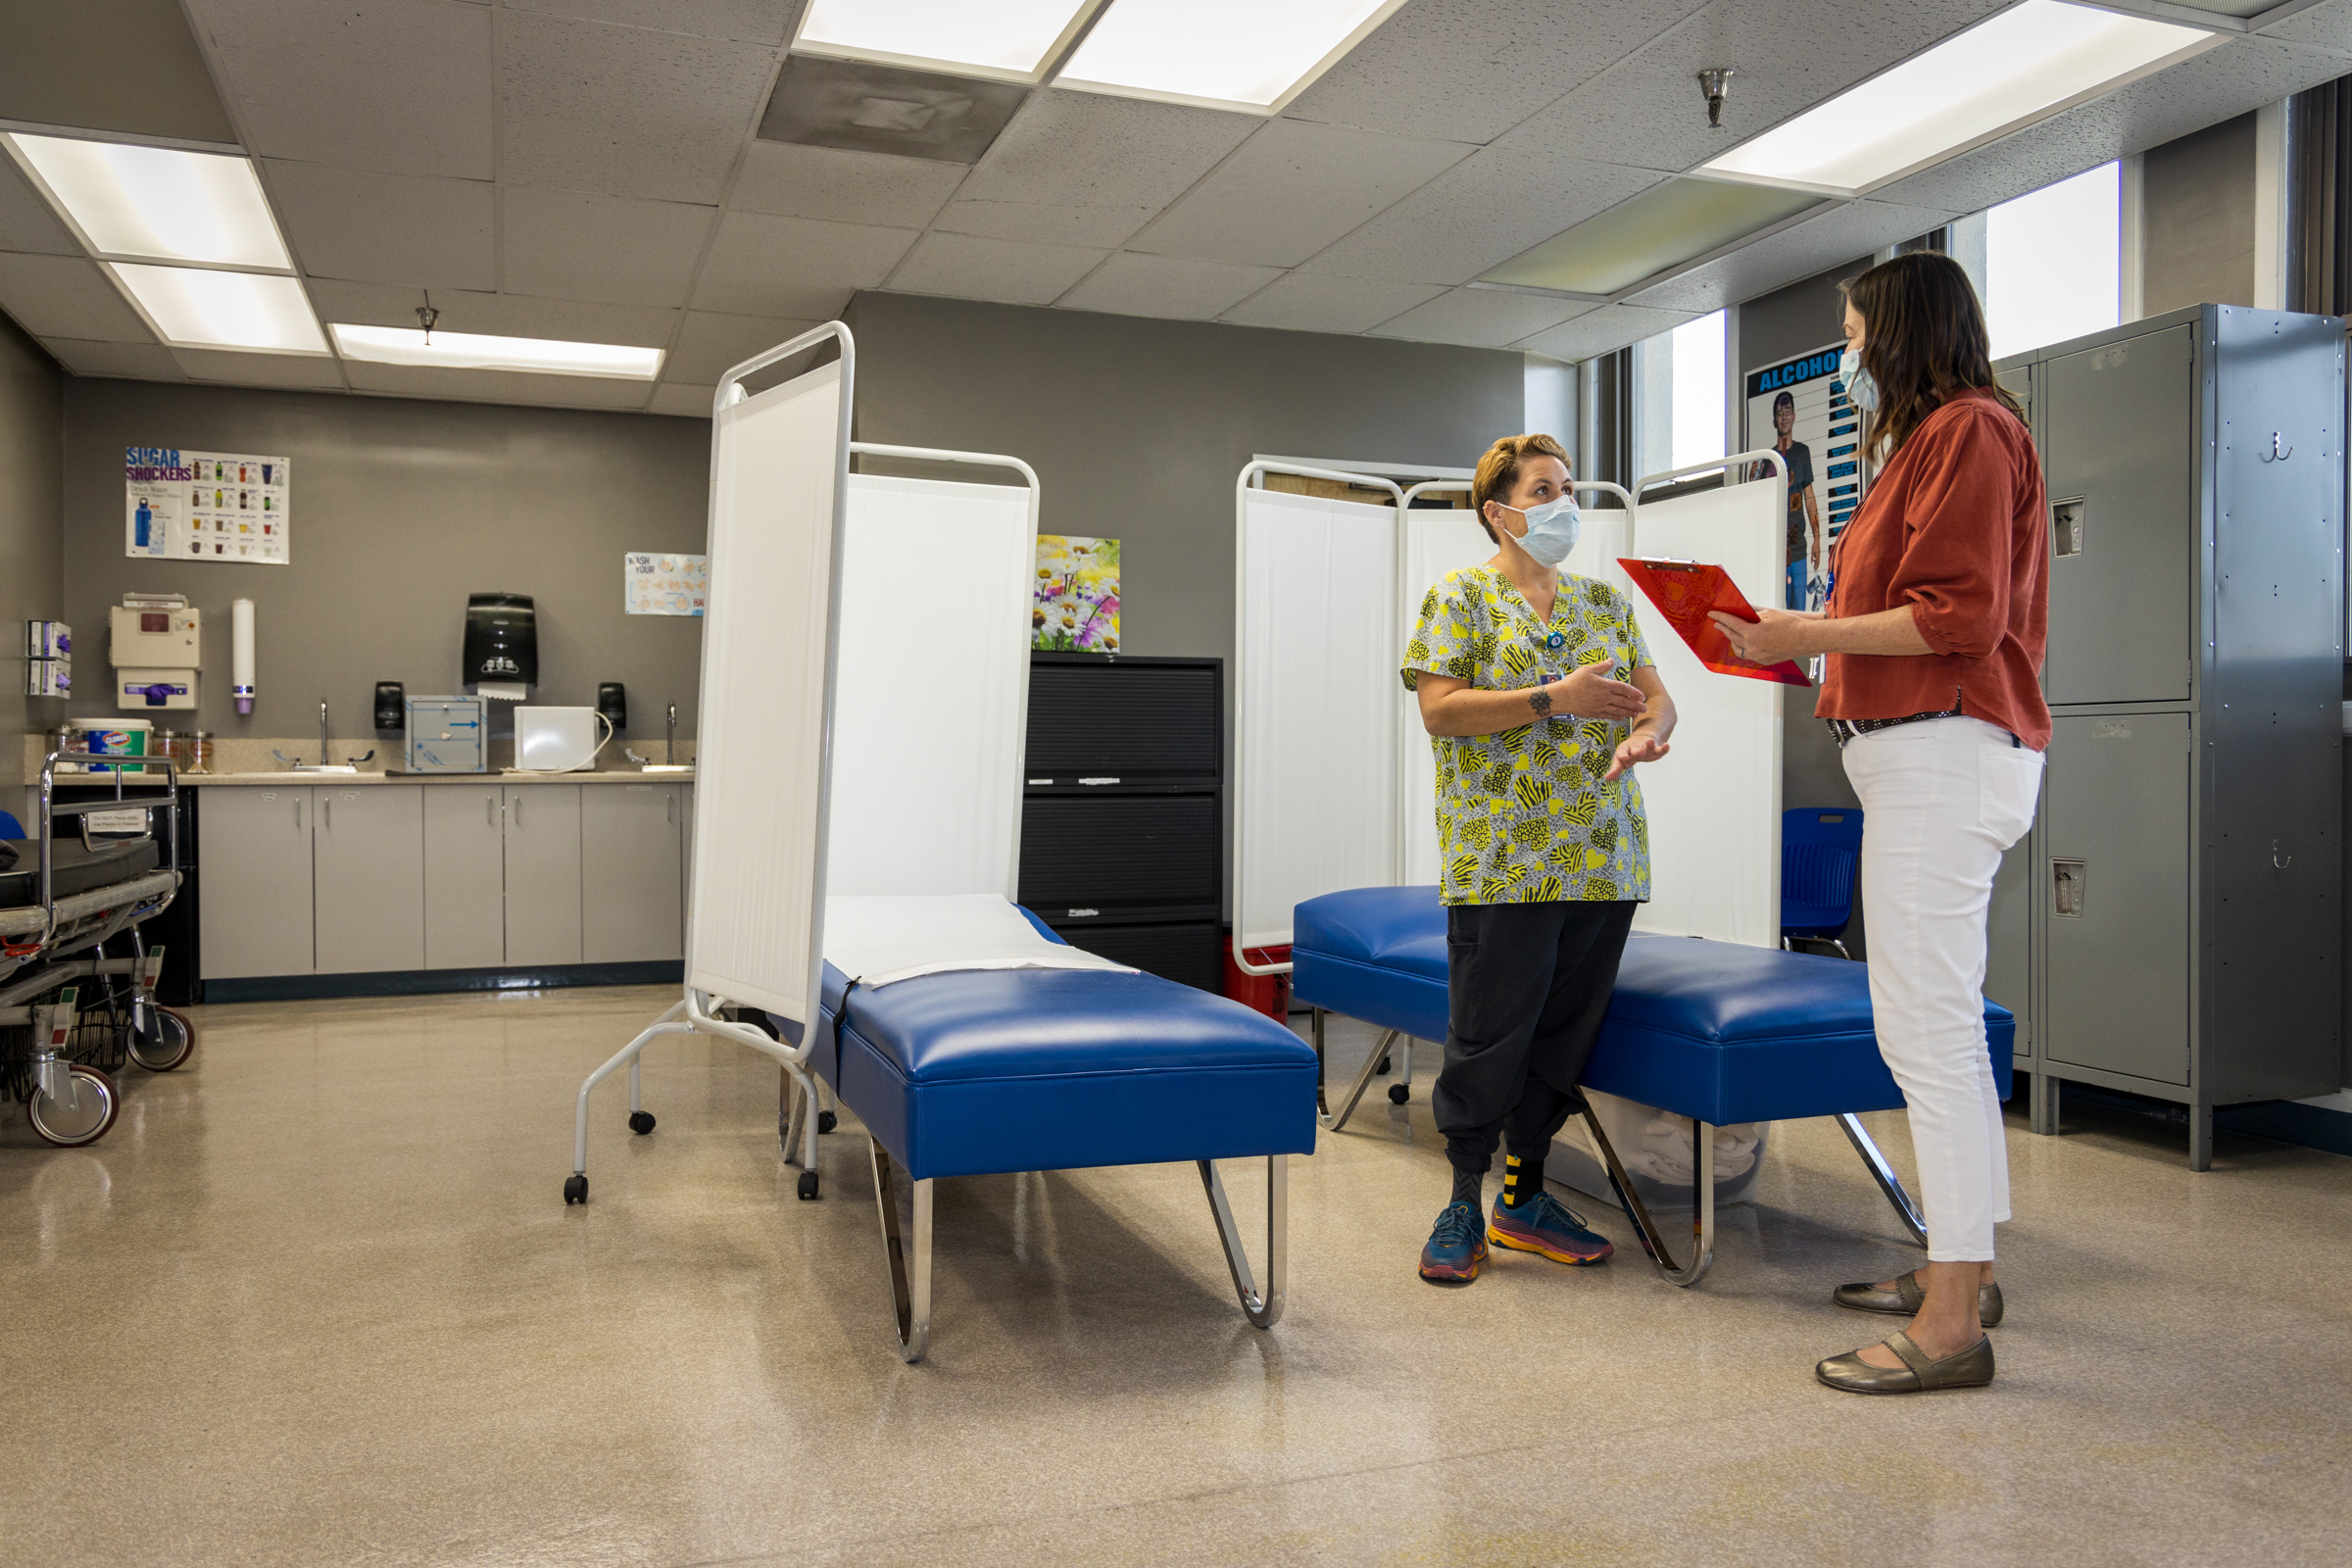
[1527,686,1554,717]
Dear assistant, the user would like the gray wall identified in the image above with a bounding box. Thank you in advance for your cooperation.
[61,380,710,749]
[2143,112,2258,315]
[841,292,1523,665]
[0,316,63,802]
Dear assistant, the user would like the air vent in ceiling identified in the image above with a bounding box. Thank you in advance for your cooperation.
[758,54,1028,165]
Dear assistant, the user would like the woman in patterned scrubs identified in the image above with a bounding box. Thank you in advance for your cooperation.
[1401,433,1678,1285]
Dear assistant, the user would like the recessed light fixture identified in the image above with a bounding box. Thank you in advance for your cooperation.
[1057,0,1410,114]
[110,264,325,353]
[6,133,291,270]
[795,0,1103,83]
[331,324,663,379]
[1698,0,2214,196]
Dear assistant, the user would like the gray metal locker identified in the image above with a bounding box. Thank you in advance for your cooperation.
[1997,305,2344,1168]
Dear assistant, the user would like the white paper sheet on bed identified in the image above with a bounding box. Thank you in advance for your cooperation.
[1239,486,1398,951]
[826,472,1033,899]
[1625,480,1784,948]
[686,359,846,1024]
[1400,511,1495,888]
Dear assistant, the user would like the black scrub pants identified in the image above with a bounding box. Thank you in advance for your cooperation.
[1433,899,1639,1181]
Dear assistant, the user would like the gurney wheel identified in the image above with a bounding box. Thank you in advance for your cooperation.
[797,1170,820,1200]
[816,1110,837,1135]
[1388,1084,1410,1104]
[27,1065,119,1148]
[627,1111,656,1135]
[563,1174,588,1205]
[129,1007,196,1072]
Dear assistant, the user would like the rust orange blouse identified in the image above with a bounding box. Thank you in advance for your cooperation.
[1818,388,2051,751]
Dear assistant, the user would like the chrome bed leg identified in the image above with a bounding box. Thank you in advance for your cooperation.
[1837,1112,1929,1248]
[870,1139,932,1363]
[1581,1104,1715,1288]
[1199,1155,1287,1329]
[1317,1027,1397,1134]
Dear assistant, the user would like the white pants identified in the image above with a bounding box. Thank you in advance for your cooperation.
[1842,716,2043,1262]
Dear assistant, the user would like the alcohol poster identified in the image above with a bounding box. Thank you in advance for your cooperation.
[624,552,708,615]
[124,447,290,564]
[1741,346,1857,611]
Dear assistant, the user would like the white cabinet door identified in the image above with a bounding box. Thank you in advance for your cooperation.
[680,784,695,958]
[581,783,682,963]
[199,787,314,978]
[314,785,425,974]
[504,784,582,966]
[423,785,506,969]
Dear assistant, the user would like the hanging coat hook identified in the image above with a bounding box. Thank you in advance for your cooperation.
[2273,839,2292,869]
[2261,431,2292,462]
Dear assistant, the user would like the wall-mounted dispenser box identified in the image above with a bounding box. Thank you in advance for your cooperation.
[405,696,486,773]
[463,593,537,686]
[110,605,201,666]
[26,620,71,659]
[118,668,196,710]
[25,657,70,698]
[374,681,406,729]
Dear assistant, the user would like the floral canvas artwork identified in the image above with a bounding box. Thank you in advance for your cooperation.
[1034,534,1120,652]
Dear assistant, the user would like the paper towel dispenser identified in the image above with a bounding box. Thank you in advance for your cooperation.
[463,593,537,687]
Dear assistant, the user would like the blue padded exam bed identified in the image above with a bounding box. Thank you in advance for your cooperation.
[1291,885,2014,1286]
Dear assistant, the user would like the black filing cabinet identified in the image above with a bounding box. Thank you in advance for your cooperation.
[1020,654,1223,990]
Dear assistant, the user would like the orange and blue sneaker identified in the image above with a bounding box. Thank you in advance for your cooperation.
[1418,1200,1489,1285]
[1488,1190,1614,1265]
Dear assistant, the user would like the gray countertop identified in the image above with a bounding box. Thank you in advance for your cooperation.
[67,769,694,786]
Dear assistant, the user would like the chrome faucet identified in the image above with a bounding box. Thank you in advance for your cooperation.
[667,701,677,765]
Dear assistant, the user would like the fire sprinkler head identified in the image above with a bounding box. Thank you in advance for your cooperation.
[1697,68,1734,129]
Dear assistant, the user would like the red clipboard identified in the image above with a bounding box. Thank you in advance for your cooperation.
[1617,557,1810,687]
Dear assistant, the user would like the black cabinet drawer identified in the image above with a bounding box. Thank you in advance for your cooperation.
[1046,920,1221,992]
[1026,662,1219,782]
[1019,794,1218,918]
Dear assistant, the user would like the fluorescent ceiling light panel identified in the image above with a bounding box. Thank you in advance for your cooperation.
[332,324,663,379]
[1481,180,1824,297]
[1058,0,1410,113]
[1699,0,2214,195]
[8,134,290,270]
[110,264,324,353]
[796,0,1100,81]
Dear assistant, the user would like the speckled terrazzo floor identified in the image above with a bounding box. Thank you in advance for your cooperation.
[1,985,2344,1567]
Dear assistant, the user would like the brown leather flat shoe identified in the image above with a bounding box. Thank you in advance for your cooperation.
[1816,1329,1994,1394]
[1834,1269,2003,1327]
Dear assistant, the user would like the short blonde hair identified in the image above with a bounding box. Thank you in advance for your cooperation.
[1471,432,1570,543]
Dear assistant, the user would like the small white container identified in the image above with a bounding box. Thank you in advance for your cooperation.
[514,707,612,772]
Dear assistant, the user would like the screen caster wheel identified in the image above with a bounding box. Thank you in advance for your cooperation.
[1388,1084,1410,1104]
[796,1170,820,1200]
[628,1110,656,1135]
[563,1174,588,1205]
[816,1110,837,1134]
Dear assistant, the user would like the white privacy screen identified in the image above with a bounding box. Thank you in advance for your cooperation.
[827,472,1033,898]
[1400,511,1496,887]
[687,361,845,1023]
[1240,486,1398,949]
[1625,479,1784,948]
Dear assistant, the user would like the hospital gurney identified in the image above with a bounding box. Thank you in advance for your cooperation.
[1291,885,2014,1288]
[0,753,195,1146]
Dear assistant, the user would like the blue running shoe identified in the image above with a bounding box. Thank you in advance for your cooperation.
[1419,1200,1489,1285]
[1489,1190,1614,1265]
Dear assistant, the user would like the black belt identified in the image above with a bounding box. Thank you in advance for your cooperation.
[1825,708,1964,748]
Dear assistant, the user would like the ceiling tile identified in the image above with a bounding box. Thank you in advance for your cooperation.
[263,162,496,290]
[884,233,1108,307]
[692,211,916,316]
[1368,288,1592,349]
[344,358,653,410]
[1283,0,1712,144]
[172,348,347,388]
[1496,0,2010,176]
[2260,0,2352,56]
[1130,121,1476,268]
[46,338,186,379]
[4,0,239,145]
[1218,272,1448,333]
[1621,199,1959,313]
[1300,148,1664,285]
[729,140,968,227]
[303,279,678,345]
[648,381,718,417]
[936,89,1259,250]
[1515,302,1699,361]
[499,1,805,45]
[497,10,780,203]
[187,0,495,179]
[0,255,151,340]
[666,310,826,383]
[0,158,81,258]
[502,188,714,307]
[1055,253,1284,320]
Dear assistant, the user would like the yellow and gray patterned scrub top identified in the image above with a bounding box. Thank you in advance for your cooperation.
[1401,566,1656,906]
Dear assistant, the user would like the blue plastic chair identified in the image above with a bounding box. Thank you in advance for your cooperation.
[0,809,23,840]
[1782,807,1862,956]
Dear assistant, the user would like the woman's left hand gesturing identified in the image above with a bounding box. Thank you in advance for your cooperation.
[1709,607,1819,666]
[1605,733,1670,782]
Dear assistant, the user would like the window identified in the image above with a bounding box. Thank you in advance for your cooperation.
[1634,310,1728,481]
[1984,161,2121,359]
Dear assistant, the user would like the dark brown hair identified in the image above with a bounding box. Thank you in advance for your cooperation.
[1470,432,1570,543]
[1840,252,2023,459]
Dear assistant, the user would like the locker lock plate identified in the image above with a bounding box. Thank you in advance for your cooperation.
[2052,499,2086,559]
[2052,858,2086,917]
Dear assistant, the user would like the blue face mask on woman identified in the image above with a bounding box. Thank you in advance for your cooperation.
[1501,495,1581,567]
[1839,343,1879,414]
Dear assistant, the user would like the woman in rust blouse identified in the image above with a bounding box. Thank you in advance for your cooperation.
[1713,252,2049,1395]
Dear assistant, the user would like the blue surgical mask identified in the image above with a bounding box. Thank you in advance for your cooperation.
[1839,344,1878,414]
[1502,496,1582,567]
